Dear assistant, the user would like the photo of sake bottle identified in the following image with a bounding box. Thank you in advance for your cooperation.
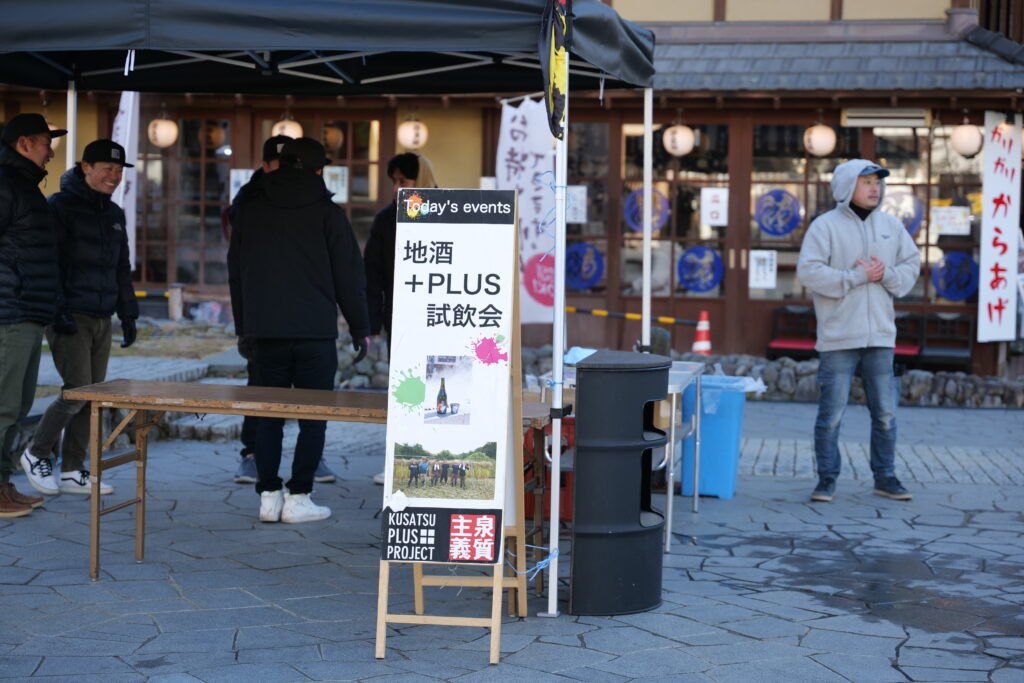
[436,378,449,415]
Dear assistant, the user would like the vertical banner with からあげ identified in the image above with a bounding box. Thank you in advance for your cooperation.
[381,189,516,564]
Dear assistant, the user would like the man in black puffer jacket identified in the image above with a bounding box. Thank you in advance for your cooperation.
[21,139,139,498]
[228,137,370,524]
[0,113,65,517]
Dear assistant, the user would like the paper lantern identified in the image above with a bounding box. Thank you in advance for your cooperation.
[148,118,179,148]
[324,124,345,152]
[950,123,983,158]
[271,119,303,139]
[662,124,695,157]
[397,120,428,150]
[803,124,837,157]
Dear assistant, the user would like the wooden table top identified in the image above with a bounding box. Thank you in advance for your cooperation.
[65,379,551,427]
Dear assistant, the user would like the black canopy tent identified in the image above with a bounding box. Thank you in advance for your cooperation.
[0,0,653,95]
[0,0,656,618]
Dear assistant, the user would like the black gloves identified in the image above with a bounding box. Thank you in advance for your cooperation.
[237,336,256,360]
[353,335,370,364]
[53,311,78,335]
[120,318,138,348]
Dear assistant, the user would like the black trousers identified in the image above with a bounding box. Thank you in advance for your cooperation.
[240,356,261,456]
[253,339,337,494]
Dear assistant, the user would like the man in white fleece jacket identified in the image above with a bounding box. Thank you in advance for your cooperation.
[797,159,920,503]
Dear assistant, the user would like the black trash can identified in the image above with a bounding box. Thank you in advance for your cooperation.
[569,349,670,615]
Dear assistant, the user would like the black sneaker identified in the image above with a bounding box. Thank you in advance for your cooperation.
[811,477,836,502]
[874,477,912,501]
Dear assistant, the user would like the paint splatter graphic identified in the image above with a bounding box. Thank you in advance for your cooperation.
[405,193,424,219]
[469,336,508,365]
[392,368,426,412]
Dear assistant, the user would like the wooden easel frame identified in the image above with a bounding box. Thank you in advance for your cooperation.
[375,196,526,665]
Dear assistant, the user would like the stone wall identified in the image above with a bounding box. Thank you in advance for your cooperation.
[337,339,1024,408]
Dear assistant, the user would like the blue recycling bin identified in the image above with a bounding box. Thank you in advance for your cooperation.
[681,375,748,499]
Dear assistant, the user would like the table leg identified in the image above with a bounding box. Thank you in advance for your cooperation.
[89,403,102,580]
[135,410,148,563]
[692,375,702,514]
[665,392,677,551]
[531,426,545,596]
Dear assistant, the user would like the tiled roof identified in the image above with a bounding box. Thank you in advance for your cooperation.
[653,31,1024,92]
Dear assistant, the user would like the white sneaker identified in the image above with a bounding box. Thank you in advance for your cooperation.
[20,450,59,495]
[281,493,331,523]
[59,470,113,495]
[372,471,386,485]
[259,490,284,522]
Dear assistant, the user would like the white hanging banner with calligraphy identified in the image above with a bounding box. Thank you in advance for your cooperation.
[110,91,140,269]
[380,188,516,565]
[978,111,1021,342]
[496,99,555,324]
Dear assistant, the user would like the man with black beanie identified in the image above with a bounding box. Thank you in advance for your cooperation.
[0,113,65,516]
[228,137,370,523]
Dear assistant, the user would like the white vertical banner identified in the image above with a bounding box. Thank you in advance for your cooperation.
[495,99,555,324]
[978,111,1021,342]
[111,91,140,270]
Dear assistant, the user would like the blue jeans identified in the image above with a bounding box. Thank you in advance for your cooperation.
[814,347,897,482]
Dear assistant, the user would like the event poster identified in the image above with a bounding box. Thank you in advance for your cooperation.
[380,188,516,565]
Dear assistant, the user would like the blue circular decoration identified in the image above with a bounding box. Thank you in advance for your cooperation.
[565,243,605,291]
[931,252,979,301]
[755,189,802,236]
[676,246,724,293]
[881,190,924,236]
[624,188,669,233]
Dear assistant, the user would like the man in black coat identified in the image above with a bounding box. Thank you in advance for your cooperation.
[228,137,370,524]
[21,139,139,498]
[0,113,65,517]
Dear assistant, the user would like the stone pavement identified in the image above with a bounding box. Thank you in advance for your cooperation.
[0,401,1022,681]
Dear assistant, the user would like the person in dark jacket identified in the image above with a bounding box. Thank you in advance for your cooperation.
[0,113,65,517]
[21,139,139,497]
[363,152,439,344]
[228,137,370,524]
[224,135,290,485]
[364,153,438,487]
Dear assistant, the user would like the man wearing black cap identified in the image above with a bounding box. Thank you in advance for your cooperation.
[225,134,288,485]
[228,137,370,523]
[0,113,66,517]
[21,139,139,497]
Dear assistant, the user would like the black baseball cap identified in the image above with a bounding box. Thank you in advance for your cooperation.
[280,137,332,171]
[2,113,67,145]
[82,139,134,168]
[262,135,291,163]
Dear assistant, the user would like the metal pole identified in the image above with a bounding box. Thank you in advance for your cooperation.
[641,88,653,350]
[65,80,77,170]
[540,61,569,621]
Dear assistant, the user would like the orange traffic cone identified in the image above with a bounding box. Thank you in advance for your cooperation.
[691,310,712,355]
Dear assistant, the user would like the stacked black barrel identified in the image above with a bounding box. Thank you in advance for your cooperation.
[569,350,670,615]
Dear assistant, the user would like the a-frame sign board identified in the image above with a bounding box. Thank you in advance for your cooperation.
[375,189,526,664]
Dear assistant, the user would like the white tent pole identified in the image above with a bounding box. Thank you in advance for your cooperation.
[541,63,569,621]
[65,80,77,170]
[641,87,652,350]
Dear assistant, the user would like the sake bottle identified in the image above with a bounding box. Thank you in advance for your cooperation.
[436,378,448,414]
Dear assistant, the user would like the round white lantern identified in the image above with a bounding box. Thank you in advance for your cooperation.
[48,122,62,150]
[324,124,345,153]
[148,118,179,148]
[662,124,695,157]
[950,123,983,158]
[397,120,428,150]
[803,124,837,157]
[271,119,303,139]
